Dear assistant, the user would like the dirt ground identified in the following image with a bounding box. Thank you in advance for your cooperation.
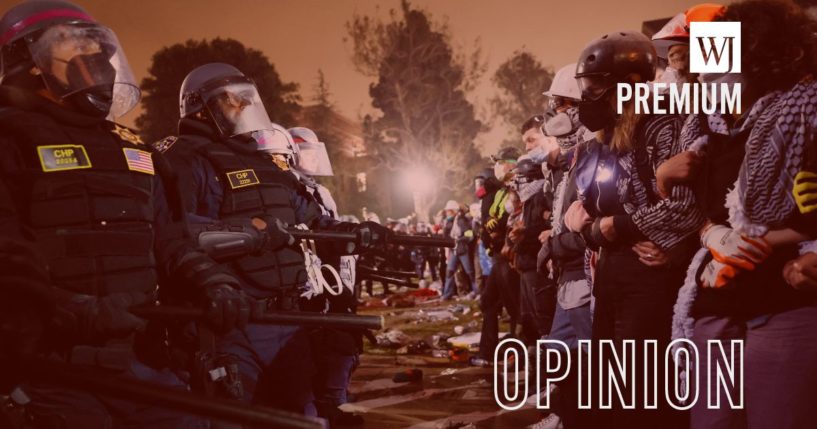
[344,287,546,429]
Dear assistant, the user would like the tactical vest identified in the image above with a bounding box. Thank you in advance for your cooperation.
[175,135,307,296]
[0,108,157,297]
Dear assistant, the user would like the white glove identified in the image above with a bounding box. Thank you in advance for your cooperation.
[701,224,771,271]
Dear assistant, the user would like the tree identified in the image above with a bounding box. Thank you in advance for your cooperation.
[311,69,334,110]
[299,70,364,215]
[346,1,486,221]
[490,50,553,144]
[136,38,300,143]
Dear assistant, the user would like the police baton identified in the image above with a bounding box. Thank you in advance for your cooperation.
[358,272,418,288]
[358,265,417,279]
[129,304,384,331]
[12,356,324,429]
[287,229,454,248]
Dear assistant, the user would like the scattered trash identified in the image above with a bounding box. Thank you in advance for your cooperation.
[473,311,481,317]
[440,368,459,376]
[429,280,442,292]
[431,333,450,348]
[466,320,479,329]
[431,349,449,358]
[422,310,456,321]
[448,304,467,314]
[447,332,483,352]
[392,368,423,383]
[453,325,465,335]
[418,279,428,289]
[462,307,471,315]
[406,340,431,354]
[449,347,470,363]
[376,329,412,347]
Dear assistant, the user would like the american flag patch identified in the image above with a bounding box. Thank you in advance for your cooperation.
[122,148,154,175]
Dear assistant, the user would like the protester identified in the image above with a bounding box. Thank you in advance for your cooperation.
[473,148,523,366]
[532,63,595,429]
[510,152,556,343]
[657,2,817,427]
[567,30,703,427]
[441,200,477,300]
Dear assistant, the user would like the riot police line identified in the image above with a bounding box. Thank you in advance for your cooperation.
[0,1,451,427]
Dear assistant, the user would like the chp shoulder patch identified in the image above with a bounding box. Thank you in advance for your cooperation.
[112,124,144,145]
[37,144,92,172]
[226,169,260,189]
[123,148,154,175]
[153,135,178,154]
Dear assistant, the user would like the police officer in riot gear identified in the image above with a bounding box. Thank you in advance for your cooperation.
[283,126,366,426]
[0,1,243,427]
[157,62,388,416]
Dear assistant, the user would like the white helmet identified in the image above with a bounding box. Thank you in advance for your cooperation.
[288,126,334,176]
[253,123,299,164]
[543,63,581,101]
[289,127,320,144]
[444,200,459,211]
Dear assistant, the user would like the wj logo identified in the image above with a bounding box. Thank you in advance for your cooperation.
[689,21,741,74]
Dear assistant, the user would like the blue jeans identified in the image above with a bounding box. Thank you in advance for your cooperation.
[546,302,592,350]
[478,242,494,276]
[23,360,208,429]
[215,324,317,416]
[442,251,476,298]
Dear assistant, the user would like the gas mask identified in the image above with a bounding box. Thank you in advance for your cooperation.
[544,112,576,137]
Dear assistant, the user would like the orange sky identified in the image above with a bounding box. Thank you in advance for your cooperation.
[16,0,702,153]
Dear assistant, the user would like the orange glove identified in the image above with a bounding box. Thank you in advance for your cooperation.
[701,224,771,271]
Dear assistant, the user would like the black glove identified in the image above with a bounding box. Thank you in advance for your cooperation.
[355,221,392,250]
[261,217,295,250]
[56,291,149,342]
[249,216,294,251]
[200,284,251,334]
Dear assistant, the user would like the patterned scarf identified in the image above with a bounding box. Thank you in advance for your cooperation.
[727,79,817,235]
[518,178,545,203]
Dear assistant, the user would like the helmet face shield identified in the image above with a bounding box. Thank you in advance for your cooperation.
[296,141,334,176]
[577,74,614,101]
[201,78,271,137]
[27,23,139,118]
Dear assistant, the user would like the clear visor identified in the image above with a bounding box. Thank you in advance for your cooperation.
[27,23,140,118]
[296,141,334,176]
[577,74,614,101]
[202,81,271,137]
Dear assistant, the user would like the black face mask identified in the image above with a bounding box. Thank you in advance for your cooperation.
[63,53,116,117]
[578,97,616,132]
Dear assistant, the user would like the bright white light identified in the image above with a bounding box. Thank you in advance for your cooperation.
[401,165,435,194]
[595,166,613,183]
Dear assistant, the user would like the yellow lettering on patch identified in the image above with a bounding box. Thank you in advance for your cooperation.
[226,169,260,189]
[37,145,92,172]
